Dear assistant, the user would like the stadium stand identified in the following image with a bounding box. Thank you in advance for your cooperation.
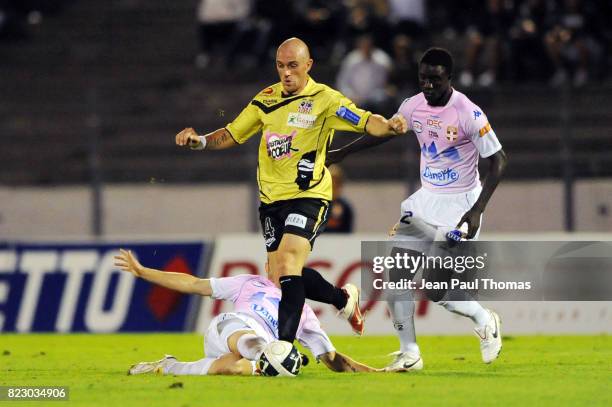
[0,0,610,185]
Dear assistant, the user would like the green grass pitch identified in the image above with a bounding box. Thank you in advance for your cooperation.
[1,334,610,406]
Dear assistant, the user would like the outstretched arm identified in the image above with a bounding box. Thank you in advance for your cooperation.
[457,149,508,238]
[364,113,407,137]
[319,351,382,373]
[114,249,212,296]
[175,127,238,150]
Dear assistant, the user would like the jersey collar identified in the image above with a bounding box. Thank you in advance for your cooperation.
[425,87,457,108]
[281,76,316,98]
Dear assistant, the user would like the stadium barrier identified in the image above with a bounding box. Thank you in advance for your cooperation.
[200,234,612,335]
[0,241,208,332]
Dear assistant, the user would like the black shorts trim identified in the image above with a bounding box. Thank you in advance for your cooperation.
[258,198,330,252]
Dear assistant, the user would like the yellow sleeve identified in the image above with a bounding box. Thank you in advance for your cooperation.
[325,92,372,133]
[225,103,263,144]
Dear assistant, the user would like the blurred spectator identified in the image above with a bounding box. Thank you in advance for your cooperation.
[325,165,354,234]
[458,0,515,88]
[195,0,252,69]
[545,0,604,87]
[336,34,394,115]
[388,34,420,104]
[223,1,278,68]
[0,0,65,41]
[0,0,25,40]
[253,0,294,60]
[361,0,389,19]
[387,0,427,42]
[335,2,388,63]
[292,0,345,61]
[508,0,552,81]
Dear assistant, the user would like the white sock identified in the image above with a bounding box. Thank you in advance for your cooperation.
[439,300,490,327]
[236,334,267,360]
[163,358,212,375]
[387,290,420,355]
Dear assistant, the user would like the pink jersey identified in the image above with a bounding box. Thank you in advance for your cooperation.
[397,89,502,193]
[210,274,335,357]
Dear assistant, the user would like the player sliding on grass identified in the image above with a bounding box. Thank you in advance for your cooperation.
[175,37,407,345]
[327,48,508,371]
[115,249,381,376]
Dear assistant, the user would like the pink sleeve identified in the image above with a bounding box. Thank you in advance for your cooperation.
[460,100,502,158]
[209,275,253,302]
[296,305,335,358]
[397,96,420,132]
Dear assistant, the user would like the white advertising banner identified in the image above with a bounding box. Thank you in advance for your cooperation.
[196,234,612,335]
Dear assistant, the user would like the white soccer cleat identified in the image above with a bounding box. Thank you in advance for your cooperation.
[339,283,364,335]
[128,354,176,375]
[384,351,424,372]
[474,310,502,364]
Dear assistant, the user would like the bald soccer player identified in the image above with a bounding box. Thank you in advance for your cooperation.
[176,38,408,344]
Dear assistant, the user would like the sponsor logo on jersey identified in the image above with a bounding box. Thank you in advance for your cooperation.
[421,141,439,160]
[446,125,458,141]
[251,303,278,333]
[249,291,266,302]
[422,166,459,186]
[262,99,278,106]
[473,110,482,119]
[265,130,298,160]
[421,142,461,163]
[295,151,316,190]
[428,130,438,139]
[285,213,307,229]
[298,99,314,114]
[413,120,423,133]
[261,87,274,95]
[479,122,492,137]
[442,146,461,162]
[426,118,442,129]
[287,112,317,129]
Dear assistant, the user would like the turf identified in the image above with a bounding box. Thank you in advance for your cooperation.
[1,334,610,406]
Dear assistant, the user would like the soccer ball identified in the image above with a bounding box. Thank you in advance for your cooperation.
[257,341,302,377]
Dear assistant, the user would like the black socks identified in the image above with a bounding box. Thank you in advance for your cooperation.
[277,269,348,342]
[278,275,305,343]
[301,267,348,311]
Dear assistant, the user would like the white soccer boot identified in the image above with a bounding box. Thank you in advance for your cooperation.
[474,309,502,363]
[384,351,424,372]
[128,355,177,375]
[339,283,365,335]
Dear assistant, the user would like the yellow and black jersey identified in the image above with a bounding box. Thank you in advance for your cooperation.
[226,77,371,204]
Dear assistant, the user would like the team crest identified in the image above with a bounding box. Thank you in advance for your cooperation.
[298,99,313,114]
[446,126,458,142]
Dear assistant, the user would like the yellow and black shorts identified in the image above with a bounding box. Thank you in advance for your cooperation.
[258,198,330,252]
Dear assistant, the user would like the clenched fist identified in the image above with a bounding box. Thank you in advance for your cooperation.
[175,127,200,147]
[388,114,408,135]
